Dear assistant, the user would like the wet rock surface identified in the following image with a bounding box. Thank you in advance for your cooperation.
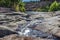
[0,11,60,40]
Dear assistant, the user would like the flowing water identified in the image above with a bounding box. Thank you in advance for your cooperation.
[15,15,60,39]
[0,12,60,40]
[0,16,59,40]
[16,14,60,40]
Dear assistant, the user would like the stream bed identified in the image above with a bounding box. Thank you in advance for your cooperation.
[0,11,60,40]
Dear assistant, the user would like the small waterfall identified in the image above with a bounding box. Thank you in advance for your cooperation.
[16,16,60,40]
[20,16,60,33]
[16,19,48,37]
[21,20,42,32]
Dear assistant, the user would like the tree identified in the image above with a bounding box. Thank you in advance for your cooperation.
[0,0,11,7]
[0,0,25,12]
[48,1,59,11]
[10,0,25,12]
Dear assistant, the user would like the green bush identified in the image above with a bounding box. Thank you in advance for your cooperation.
[57,3,60,11]
[19,7,25,12]
[14,4,20,11]
[19,2,25,12]
[0,0,11,7]
[0,0,25,12]
[48,1,59,11]
[11,0,25,12]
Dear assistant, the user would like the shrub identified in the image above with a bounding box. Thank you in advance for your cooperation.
[11,0,25,12]
[0,0,25,12]
[19,7,25,12]
[14,4,20,11]
[57,3,60,11]
[0,0,11,7]
[19,2,25,12]
[48,1,59,11]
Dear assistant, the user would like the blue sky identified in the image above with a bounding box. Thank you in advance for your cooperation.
[23,0,30,1]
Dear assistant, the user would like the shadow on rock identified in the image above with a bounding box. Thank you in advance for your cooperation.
[0,30,17,38]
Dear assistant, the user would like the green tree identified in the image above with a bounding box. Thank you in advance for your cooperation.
[57,3,60,11]
[0,0,25,12]
[11,0,25,12]
[48,1,59,11]
[0,0,11,7]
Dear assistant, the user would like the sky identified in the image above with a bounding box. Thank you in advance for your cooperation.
[23,0,30,2]
[23,0,40,2]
